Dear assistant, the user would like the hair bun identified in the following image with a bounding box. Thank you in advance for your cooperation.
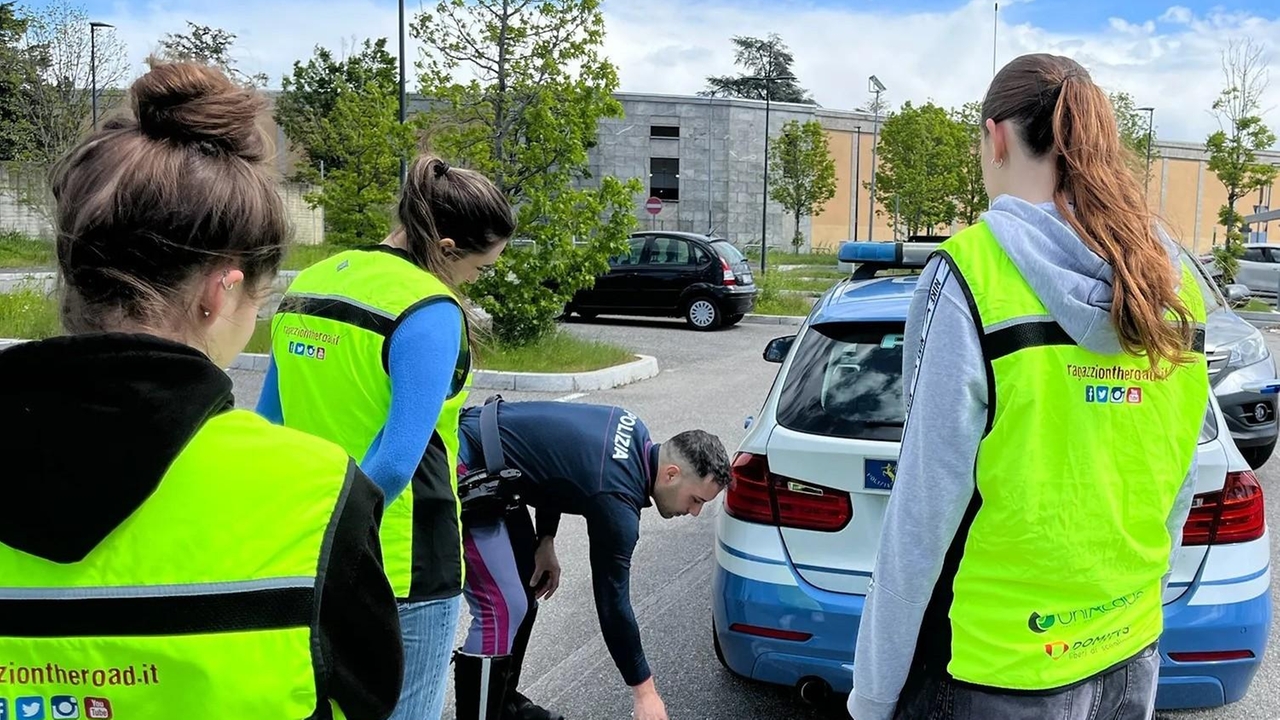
[131,59,269,161]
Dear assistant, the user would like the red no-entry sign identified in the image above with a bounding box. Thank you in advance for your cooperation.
[645,196,663,215]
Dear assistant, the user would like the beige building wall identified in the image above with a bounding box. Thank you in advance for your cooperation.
[809,136,1280,253]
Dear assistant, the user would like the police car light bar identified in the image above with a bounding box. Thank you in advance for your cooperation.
[838,242,939,274]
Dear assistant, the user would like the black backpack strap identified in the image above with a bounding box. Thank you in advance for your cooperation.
[479,394,507,474]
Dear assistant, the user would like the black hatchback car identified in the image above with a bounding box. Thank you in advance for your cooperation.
[566,231,758,330]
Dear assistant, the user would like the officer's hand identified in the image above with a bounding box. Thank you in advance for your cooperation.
[631,680,668,720]
[531,536,561,600]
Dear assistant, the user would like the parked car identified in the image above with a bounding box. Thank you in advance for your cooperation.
[565,231,757,330]
[1234,243,1280,297]
[713,241,1272,711]
[1181,248,1280,468]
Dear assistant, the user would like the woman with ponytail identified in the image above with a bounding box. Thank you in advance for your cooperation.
[848,54,1209,720]
[259,155,514,720]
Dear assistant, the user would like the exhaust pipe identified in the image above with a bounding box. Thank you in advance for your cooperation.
[797,677,831,706]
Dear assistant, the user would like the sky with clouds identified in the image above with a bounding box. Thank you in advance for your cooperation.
[31,0,1280,145]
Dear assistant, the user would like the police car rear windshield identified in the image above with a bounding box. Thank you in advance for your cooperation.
[776,321,906,442]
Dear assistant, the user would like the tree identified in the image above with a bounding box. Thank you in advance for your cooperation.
[0,2,34,159]
[275,37,399,182]
[415,0,641,346]
[155,22,268,88]
[16,0,128,165]
[768,120,836,252]
[303,80,415,247]
[1205,38,1278,281]
[871,101,967,237]
[1109,91,1156,184]
[702,34,813,104]
[952,101,988,226]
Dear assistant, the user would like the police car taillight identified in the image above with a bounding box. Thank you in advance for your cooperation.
[720,257,736,285]
[725,453,852,532]
[1182,470,1266,546]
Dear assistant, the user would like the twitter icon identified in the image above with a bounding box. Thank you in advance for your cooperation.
[15,697,43,720]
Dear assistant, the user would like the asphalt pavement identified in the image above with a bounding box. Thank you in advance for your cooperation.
[228,316,1280,720]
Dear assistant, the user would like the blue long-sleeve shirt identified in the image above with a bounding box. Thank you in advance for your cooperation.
[256,301,463,500]
[457,401,657,688]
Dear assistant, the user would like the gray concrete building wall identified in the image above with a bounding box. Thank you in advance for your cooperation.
[579,92,883,253]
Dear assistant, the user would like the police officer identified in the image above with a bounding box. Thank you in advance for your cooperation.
[848,53,1209,720]
[0,61,403,719]
[453,399,730,720]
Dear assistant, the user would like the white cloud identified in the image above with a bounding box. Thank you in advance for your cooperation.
[92,0,1280,145]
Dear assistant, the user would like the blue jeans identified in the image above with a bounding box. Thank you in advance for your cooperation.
[388,594,463,720]
[896,643,1161,720]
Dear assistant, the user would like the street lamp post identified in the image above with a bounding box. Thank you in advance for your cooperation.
[739,62,796,274]
[398,0,407,189]
[89,21,113,131]
[1137,106,1155,199]
[867,75,886,241]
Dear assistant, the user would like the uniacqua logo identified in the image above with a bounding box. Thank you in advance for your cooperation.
[1027,591,1144,634]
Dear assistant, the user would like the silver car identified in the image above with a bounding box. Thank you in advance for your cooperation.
[1184,249,1279,468]
[1233,243,1280,297]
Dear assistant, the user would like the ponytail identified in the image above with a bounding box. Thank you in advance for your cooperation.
[1050,76,1195,370]
[982,54,1196,371]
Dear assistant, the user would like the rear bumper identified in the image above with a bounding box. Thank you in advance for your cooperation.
[713,546,861,693]
[714,533,1271,709]
[713,287,758,315]
[1154,563,1272,710]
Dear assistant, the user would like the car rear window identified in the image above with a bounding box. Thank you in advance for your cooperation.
[710,240,746,264]
[776,321,906,442]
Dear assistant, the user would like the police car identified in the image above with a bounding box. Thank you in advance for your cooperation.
[712,241,1272,710]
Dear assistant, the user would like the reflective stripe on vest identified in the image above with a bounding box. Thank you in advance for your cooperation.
[929,222,1209,691]
[272,247,471,601]
[0,409,353,719]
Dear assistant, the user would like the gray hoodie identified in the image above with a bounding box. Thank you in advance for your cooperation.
[847,195,1202,720]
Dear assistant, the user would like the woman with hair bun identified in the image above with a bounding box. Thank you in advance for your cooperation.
[0,59,404,720]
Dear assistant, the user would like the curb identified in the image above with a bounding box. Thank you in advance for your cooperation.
[470,353,659,392]
[1239,311,1280,327]
[741,314,803,326]
[228,351,660,392]
[0,338,661,394]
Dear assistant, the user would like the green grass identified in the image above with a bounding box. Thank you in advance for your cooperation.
[281,243,348,271]
[475,330,635,373]
[776,266,847,281]
[1243,298,1275,313]
[744,248,838,266]
[0,232,55,270]
[245,319,274,354]
[754,294,814,316]
[752,272,816,317]
[0,288,61,339]
[773,276,839,294]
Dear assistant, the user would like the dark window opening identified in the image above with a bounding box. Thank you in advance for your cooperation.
[650,158,680,202]
[650,125,680,138]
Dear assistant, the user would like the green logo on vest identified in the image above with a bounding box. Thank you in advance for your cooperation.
[1028,591,1144,634]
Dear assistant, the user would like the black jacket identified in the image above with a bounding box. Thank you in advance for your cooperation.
[0,333,403,720]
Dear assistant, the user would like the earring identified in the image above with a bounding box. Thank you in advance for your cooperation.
[203,310,211,317]
[992,157,1005,169]
[220,270,236,291]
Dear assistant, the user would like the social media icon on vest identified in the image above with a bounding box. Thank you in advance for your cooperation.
[50,697,78,719]
[0,698,9,720]
[82,698,111,720]
[14,697,43,720]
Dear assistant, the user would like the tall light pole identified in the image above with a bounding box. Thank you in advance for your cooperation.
[867,75,886,241]
[992,3,999,76]
[1137,106,1155,199]
[89,21,113,131]
[740,58,796,274]
[398,0,407,189]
